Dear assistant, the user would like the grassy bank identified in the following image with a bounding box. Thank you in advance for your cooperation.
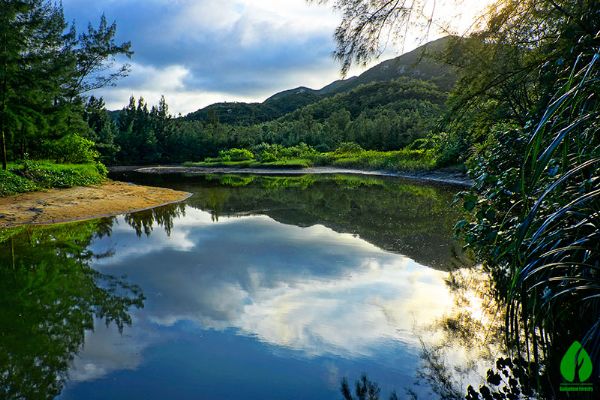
[0,161,107,197]
[184,147,438,172]
[184,158,312,169]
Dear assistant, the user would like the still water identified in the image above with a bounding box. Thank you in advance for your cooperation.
[0,174,494,399]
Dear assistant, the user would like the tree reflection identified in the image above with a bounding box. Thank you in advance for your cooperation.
[0,221,145,400]
[123,172,472,271]
[124,202,187,237]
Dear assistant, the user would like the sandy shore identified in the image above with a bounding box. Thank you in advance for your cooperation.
[0,181,192,229]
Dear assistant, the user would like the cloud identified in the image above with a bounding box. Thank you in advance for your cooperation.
[61,0,346,113]
[61,0,495,114]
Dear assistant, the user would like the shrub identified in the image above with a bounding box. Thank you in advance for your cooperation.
[335,142,365,154]
[17,161,107,189]
[280,142,317,159]
[45,134,100,164]
[407,137,434,150]
[218,148,254,161]
[0,170,38,196]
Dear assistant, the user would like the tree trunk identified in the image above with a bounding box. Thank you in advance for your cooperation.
[0,126,6,170]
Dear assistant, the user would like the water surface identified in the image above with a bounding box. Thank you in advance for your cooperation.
[0,174,489,399]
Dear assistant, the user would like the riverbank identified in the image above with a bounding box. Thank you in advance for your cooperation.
[0,181,191,228]
[113,165,473,187]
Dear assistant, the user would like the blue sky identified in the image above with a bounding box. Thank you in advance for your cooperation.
[62,0,490,115]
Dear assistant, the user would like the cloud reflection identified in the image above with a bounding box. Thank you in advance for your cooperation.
[71,208,453,381]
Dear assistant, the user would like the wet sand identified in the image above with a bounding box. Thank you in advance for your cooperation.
[0,181,191,228]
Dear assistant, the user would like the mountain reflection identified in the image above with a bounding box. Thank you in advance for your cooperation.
[97,212,454,354]
[0,222,145,400]
[114,173,472,271]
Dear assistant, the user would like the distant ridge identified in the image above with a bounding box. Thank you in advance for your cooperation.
[183,36,456,125]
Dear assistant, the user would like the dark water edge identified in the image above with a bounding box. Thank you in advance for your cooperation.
[108,165,473,187]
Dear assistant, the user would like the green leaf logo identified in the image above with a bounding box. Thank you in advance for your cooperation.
[560,341,593,383]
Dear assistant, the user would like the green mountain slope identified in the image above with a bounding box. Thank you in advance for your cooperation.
[184,36,456,125]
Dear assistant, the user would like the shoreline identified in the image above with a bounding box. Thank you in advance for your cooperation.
[113,165,473,187]
[0,181,192,229]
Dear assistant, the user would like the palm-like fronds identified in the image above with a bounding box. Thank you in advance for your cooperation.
[507,50,600,378]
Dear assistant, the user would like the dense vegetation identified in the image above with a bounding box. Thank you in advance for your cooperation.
[0,0,129,194]
[0,161,107,197]
[105,76,448,165]
[317,0,600,397]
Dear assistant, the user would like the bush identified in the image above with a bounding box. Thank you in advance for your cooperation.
[335,142,365,154]
[218,148,254,161]
[45,134,100,164]
[280,142,317,159]
[19,161,106,188]
[407,138,434,150]
[0,169,37,196]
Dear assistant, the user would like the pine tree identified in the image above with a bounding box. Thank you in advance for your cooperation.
[0,1,132,169]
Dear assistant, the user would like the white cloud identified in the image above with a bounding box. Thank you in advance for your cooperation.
[65,0,496,115]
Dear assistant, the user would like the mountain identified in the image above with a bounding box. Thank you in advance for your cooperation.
[184,36,457,125]
[182,87,320,125]
[319,36,456,94]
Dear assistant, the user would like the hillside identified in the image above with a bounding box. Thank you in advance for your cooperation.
[319,36,456,94]
[183,36,456,125]
[184,87,321,125]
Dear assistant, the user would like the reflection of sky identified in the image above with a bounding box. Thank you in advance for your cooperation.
[62,207,456,398]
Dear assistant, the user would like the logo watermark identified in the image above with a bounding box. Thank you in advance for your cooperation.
[560,341,593,393]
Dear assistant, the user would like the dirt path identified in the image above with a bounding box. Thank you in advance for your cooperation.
[0,181,192,229]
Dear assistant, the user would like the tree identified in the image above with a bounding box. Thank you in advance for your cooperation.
[63,14,132,100]
[308,0,458,75]
[0,0,67,169]
[84,96,119,164]
[0,0,132,169]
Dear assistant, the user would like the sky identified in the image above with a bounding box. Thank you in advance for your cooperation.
[62,0,494,115]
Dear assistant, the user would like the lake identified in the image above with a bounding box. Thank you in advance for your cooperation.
[0,173,496,400]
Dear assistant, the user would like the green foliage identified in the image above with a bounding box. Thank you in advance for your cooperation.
[84,96,120,164]
[111,76,447,165]
[0,161,107,197]
[335,142,365,154]
[20,162,106,188]
[327,149,437,171]
[0,1,131,169]
[44,134,100,164]
[0,169,37,196]
[217,148,254,161]
[184,143,435,172]
[457,50,600,393]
